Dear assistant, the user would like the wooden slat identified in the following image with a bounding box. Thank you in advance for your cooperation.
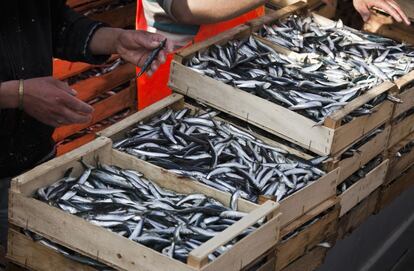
[275,199,339,271]
[170,61,334,156]
[188,201,279,269]
[278,169,339,227]
[387,138,414,183]
[53,86,135,142]
[388,113,414,148]
[339,159,389,217]
[7,229,96,271]
[199,215,280,271]
[11,137,113,195]
[73,63,135,102]
[53,59,94,81]
[376,165,414,212]
[279,247,328,271]
[99,93,184,141]
[331,101,394,155]
[335,126,390,183]
[327,82,396,122]
[337,189,379,240]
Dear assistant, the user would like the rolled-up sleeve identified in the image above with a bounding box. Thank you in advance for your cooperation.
[52,0,110,64]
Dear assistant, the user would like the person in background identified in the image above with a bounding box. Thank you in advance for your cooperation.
[136,0,410,110]
[0,0,172,260]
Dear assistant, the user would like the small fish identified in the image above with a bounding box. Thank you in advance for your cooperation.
[136,39,167,77]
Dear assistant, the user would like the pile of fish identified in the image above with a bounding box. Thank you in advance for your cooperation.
[259,14,414,81]
[36,163,258,263]
[337,156,383,194]
[114,107,327,203]
[83,0,135,16]
[186,14,414,124]
[186,36,387,124]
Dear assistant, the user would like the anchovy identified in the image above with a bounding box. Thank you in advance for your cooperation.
[114,107,325,203]
[36,162,258,264]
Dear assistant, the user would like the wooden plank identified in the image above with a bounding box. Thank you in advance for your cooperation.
[278,169,338,228]
[337,189,380,240]
[199,215,280,271]
[169,61,334,156]
[327,82,396,122]
[279,246,328,271]
[331,101,394,154]
[73,63,135,102]
[377,165,414,212]
[339,159,389,217]
[335,126,391,183]
[275,199,339,271]
[53,86,135,142]
[89,3,136,28]
[53,60,94,81]
[7,229,96,271]
[388,113,414,148]
[387,138,414,183]
[99,93,184,141]
[188,201,279,269]
[11,137,113,195]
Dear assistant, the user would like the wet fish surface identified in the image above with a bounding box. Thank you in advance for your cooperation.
[36,162,259,263]
[185,15,414,124]
[115,107,327,203]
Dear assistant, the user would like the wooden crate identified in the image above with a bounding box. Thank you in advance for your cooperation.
[325,126,390,184]
[8,137,281,271]
[99,93,340,229]
[337,189,380,240]
[267,0,337,19]
[170,3,396,156]
[392,70,414,119]
[376,165,414,212]
[386,132,414,183]
[338,159,389,217]
[274,198,339,271]
[387,111,414,149]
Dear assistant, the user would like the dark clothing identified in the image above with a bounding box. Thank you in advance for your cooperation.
[0,177,10,248]
[0,0,109,178]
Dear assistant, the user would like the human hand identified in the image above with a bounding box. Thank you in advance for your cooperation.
[353,0,410,25]
[114,30,173,76]
[23,77,94,127]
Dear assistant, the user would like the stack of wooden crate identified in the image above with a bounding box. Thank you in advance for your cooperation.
[53,0,137,155]
[6,2,414,271]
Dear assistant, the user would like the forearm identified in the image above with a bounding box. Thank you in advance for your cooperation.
[88,27,124,55]
[171,0,266,24]
[0,80,19,109]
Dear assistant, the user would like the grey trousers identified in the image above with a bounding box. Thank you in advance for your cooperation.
[0,178,10,249]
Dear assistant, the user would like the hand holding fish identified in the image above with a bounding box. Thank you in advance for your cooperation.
[353,0,410,25]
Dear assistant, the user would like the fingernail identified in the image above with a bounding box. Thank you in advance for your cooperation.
[71,89,77,95]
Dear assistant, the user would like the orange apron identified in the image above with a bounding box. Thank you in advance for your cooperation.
[136,1,265,109]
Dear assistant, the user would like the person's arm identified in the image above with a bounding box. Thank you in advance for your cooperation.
[165,0,267,25]
[52,1,172,76]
